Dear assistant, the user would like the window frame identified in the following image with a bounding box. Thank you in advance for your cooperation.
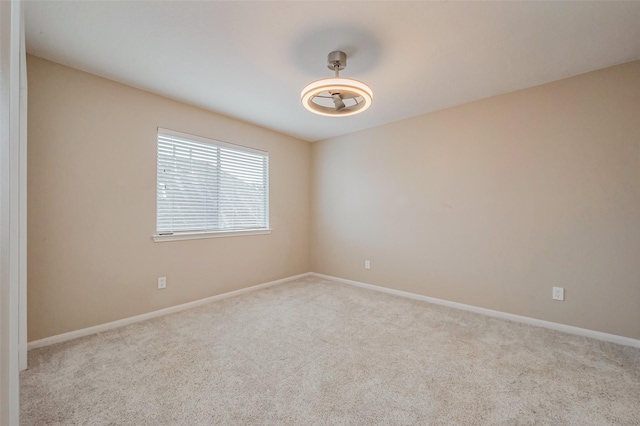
[153,128,271,242]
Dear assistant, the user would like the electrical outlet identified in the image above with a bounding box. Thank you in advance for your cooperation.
[552,286,564,301]
[158,276,167,289]
[365,260,371,270]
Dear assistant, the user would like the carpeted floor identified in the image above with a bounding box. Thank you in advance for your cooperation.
[21,276,640,425]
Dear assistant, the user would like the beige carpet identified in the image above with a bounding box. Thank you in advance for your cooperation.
[21,276,640,425]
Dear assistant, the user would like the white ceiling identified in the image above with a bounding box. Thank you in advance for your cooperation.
[25,1,640,142]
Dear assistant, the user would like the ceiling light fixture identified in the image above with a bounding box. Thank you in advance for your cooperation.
[301,51,373,117]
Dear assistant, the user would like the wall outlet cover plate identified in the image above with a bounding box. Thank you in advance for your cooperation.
[552,286,564,301]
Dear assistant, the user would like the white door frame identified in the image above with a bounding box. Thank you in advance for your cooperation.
[1,0,25,424]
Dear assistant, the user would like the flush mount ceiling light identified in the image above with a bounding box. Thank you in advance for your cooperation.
[301,51,373,117]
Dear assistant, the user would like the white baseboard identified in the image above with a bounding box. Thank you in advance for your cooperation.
[311,273,640,349]
[28,272,312,350]
[29,271,640,351]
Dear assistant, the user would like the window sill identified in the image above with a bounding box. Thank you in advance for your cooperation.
[152,229,272,242]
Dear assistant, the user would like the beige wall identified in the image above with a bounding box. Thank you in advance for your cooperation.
[27,56,311,341]
[311,61,640,340]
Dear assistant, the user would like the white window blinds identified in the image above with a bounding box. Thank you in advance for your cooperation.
[157,129,269,234]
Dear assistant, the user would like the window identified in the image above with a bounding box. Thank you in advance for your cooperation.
[155,128,269,241]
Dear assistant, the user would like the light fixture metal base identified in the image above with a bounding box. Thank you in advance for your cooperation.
[327,50,346,71]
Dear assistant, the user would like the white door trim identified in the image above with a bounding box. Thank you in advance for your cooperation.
[0,0,24,423]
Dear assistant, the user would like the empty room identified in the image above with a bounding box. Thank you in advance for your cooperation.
[1,0,639,424]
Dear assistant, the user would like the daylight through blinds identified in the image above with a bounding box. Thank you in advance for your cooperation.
[157,129,269,233]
